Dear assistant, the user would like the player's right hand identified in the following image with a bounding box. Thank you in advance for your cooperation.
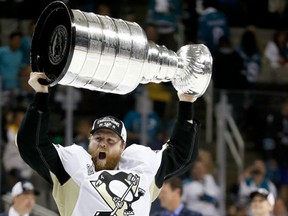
[28,72,49,93]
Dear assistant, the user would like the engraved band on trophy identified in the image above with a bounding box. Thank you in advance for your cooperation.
[31,1,212,97]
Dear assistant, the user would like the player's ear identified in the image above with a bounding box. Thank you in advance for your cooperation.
[121,141,126,150]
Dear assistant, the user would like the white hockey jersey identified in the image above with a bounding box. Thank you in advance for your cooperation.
[52,143,165,216]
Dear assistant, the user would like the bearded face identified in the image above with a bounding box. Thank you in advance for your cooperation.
[90,145,123,171]
[88,129,125,171]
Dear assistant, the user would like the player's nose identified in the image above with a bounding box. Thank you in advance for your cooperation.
[99,140,107,148]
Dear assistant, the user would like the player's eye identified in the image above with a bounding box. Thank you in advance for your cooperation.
[94,136,102,142]
[107,138,116,145]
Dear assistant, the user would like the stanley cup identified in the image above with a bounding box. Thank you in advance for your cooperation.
[31,1,212,96]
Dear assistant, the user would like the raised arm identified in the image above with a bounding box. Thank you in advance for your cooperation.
[16,72,70,185]
[154,93,200,187]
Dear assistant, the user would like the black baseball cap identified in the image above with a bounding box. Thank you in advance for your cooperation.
[250,188,275,206]
[90,116,127,142]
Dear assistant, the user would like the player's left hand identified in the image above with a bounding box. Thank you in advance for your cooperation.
[177,92,197,103]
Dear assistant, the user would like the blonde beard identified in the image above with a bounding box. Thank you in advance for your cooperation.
[92,149,122,171]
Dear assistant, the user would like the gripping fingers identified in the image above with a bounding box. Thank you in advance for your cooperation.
[28,72,49,93]
[177,92,197,103]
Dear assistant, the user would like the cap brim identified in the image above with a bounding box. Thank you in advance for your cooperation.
[250,192,267,199]
[90,127,123,141]
[23,189,40,196]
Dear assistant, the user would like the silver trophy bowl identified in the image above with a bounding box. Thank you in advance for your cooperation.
[31,1,212,96]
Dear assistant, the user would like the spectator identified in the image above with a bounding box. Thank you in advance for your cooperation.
[182,160,220,216]
[265,159,281,190]
[198,0,230,56]
[235,27,262,132]
[121,6,136,22]
[260,112,278,160]
[264,29,288,69]
[18,65,34,106]
[212,36,246,90]
[0,31,24,93]
[278,0,288,29]
[274,100,288,203]
[217,0,242,26]
[181,0,198,44]
[249,188,275,216]
[82,0,96,13]
[198,148,215,175]
[267,0,287,29]
[0,181,39,216]
[2,108,33,189]
[20,20,36,67]
[237,27,262,91]
[73,118,92,151]
[212,35,249,127]
[54,85,82,112]
[242,0,271,28]
[238,159,278,207]
[274,197,288,216]
[123,93,163,150]
[151,177,202,216]
[96,3,111,16]
[145,0,181,51]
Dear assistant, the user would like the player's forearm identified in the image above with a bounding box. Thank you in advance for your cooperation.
[30,92,50,111]
[166,101,200,177]
[154,101,200,187]
[17,93,70,185]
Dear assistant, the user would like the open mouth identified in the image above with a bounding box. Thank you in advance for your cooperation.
[99,152,106,160]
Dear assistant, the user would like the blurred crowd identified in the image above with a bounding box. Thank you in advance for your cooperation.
[1,0,288,215]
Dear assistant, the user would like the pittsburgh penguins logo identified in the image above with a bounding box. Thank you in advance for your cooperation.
[90,171,145,216]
